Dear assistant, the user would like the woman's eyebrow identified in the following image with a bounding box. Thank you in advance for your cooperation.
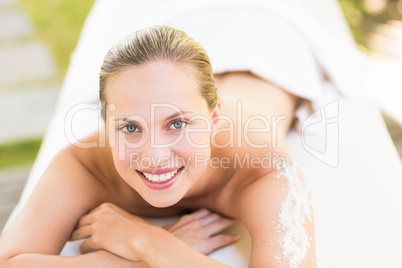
[114,111,194,123]
[163,111,193,121]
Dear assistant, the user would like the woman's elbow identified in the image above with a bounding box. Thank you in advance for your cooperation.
[0,256,10,268]
[0,246,16,268]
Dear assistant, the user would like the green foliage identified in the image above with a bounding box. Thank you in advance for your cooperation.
[2,1,93,169]
[0,138,43,170]
[19,0,95,76]
[338,0,402,50]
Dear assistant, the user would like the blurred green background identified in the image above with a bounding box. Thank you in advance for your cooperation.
[1,0,401,170]
[19,0,95,76]
[0,0,94,170]
[338,0,402,54]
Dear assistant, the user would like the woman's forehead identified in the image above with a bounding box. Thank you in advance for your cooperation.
[107,62,198,98]
[105,62,208,117]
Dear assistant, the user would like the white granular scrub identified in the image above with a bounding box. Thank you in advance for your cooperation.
[275,157,312,268]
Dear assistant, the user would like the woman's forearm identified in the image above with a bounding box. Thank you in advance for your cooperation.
[3,250,147,268]
[138,227,232,268]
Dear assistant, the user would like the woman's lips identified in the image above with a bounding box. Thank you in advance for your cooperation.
[137,167,184,190]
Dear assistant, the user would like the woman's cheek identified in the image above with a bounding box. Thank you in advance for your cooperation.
[110,137,140,172]
[180,132,211,170]
[184,126,211,147]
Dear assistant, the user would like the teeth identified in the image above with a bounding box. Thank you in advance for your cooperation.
[151,174,160,182]
[142,169,179,183]
[159,174,166,181]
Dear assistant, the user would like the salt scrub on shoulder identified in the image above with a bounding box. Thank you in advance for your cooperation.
[274,156,312,268]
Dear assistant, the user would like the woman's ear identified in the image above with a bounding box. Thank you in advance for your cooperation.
[210,99,222,131]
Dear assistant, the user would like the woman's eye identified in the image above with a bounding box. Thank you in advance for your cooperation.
[123,125,138,133]
[170,120,187,130]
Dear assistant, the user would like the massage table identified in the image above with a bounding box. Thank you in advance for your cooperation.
[3,0,402,267]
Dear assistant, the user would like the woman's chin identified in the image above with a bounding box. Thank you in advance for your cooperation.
[144,194,183,208]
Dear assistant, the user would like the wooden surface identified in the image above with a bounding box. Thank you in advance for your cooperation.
[0,166,30,232]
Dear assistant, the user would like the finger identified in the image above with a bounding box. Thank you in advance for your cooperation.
[76,213,95,228]
[80,237,99,254]
[204,218,237,236]
[69,225,93,241]
[207,234,241,254]
[188,208,211,220]
[85,202,115,218]
[172,209,211,230]
[198,213,221,227]
[102,203,149,225]
[162,221,176,230]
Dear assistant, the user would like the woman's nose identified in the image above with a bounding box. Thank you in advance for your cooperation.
[141,132,175,165]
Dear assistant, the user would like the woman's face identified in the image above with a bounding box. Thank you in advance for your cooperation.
[105,61,218,207]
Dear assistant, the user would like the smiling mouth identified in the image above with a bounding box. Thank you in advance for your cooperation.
[137,167,185,183]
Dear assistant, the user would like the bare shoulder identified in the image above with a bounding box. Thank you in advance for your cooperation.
[232,159,317,267]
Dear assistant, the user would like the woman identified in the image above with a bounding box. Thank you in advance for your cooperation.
[0,26,316,267]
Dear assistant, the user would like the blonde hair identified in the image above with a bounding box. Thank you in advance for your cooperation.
[99,25,218,121]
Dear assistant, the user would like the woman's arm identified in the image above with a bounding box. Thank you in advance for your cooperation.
[3,250,145,268]
[137,227,233,268]
[0,147,119,266]
[70,203,239,267]
[235,165,317,267]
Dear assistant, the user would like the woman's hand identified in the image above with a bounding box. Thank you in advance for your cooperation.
[162,208,240,255]
[70,202,152,262]
[70,203,240,263]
